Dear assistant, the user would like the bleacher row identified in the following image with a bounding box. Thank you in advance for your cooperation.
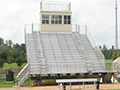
[26,31,104,74]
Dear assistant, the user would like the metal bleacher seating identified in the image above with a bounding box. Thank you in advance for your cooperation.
[25,31,105,74]
[16,29,105,86]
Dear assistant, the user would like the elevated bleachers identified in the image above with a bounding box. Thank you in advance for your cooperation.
[16,1,114,86]
[16,24,106,86]
[25,31,105,74]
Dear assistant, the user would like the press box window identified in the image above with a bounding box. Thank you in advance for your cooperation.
[64,15,71,24]
[42,15,49,24]
[51,15,62,24]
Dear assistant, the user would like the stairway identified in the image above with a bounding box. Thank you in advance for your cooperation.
[72,32,94,72]
[32,31,48,74]
[80,34,105,71]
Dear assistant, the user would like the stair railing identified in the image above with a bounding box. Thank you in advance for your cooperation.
[15,64,28,86]
[72,24,105,69]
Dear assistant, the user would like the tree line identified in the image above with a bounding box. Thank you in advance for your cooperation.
[0,37,26,70]
[99,44,120,60]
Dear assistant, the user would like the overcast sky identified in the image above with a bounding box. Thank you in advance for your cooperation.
[0,0,120,48]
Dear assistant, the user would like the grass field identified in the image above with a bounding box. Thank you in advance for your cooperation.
[105,59,113,62]
[0,78,15,88]
[105,59,113,71]
[2,63,26,70]
[0,63,27,74]
[0,63,27,88]
[0,78,29,88]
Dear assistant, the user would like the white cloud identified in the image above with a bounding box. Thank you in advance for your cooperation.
[0,0,120,49]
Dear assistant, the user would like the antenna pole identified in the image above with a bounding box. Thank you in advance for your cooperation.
[115,0,118,56]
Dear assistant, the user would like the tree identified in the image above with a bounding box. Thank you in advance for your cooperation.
[7,56,14,64]
[16,55,24,71]
[103,44,107,58]
[0,38,4,47]
[0,39,26,64]
[0,45,10,62]
[0,58,5,69]
[112,50,117,61]
[6,40,12,48]
[101,44,108,59]
[107,49,113,59]
[0,52,1,59]
[7,56,14,68]
[118,50,120,57]
[0,58,5,78]
[13,43,21,59]
[25,53,27,62]
[7,49,14,68]
[7,49,15,67]
[21,44,26,53]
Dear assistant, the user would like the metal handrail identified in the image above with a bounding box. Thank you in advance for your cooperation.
[40,1,71,11]
[16,64,28,78]
[72,24,105,64]
[29,62,117,73]
[15,63,28,86]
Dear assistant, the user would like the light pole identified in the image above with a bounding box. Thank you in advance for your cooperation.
[115,0,118,56]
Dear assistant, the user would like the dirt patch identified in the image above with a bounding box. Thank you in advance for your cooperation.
[100,83,120,89]
[0,83,120,90]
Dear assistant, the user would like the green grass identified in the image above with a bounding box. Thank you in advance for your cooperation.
[0,78,15,88]
[2,63,26,70]
[0,63,27,74]
[105,59,113,71]
[0,78,29,88]
[21,78,29,87]
[105,59,113,62]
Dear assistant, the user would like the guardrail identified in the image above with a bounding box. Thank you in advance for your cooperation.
[72,24,97,48]
[29,62,118,74]
[40,1,71,11]
[114,62,120,72]
[0,74,17,79]
[15,64,28,86]
[72,24,105,64]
